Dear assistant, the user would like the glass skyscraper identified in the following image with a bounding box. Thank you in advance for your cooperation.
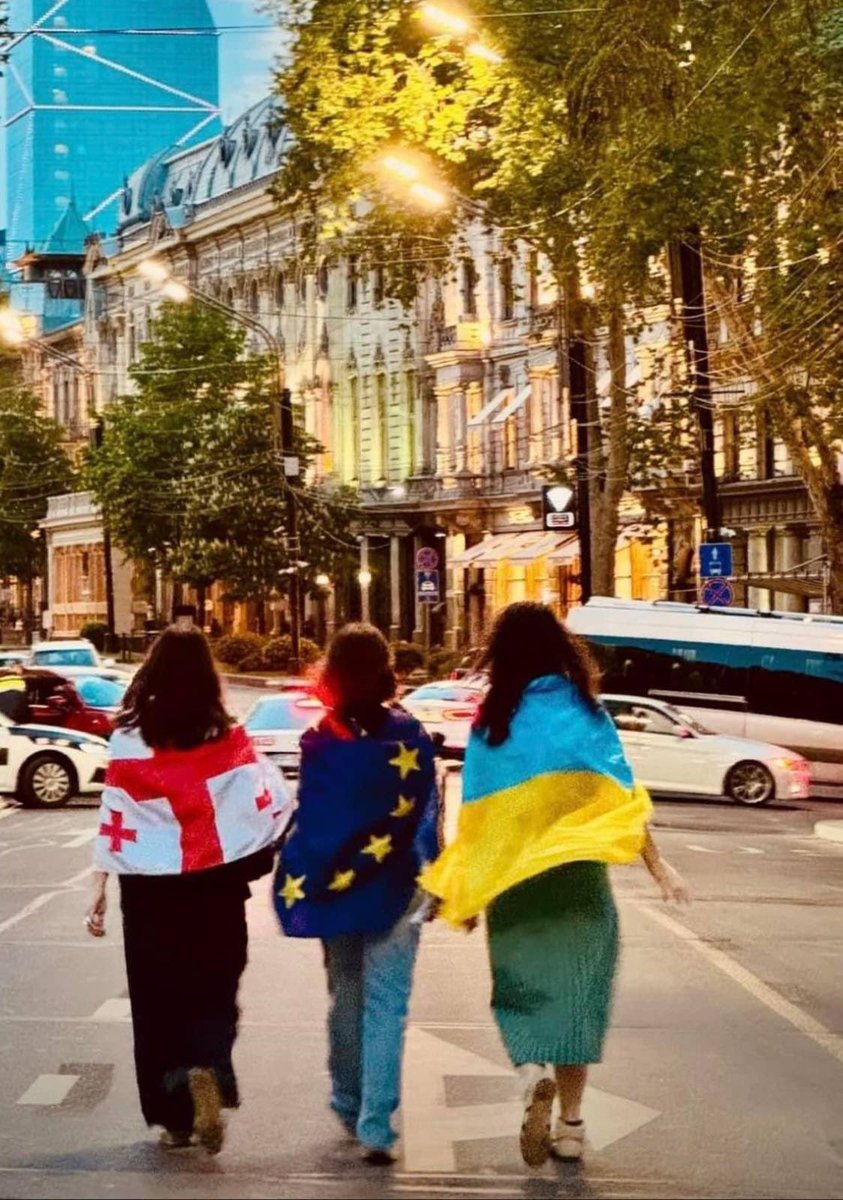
[4,1,220,262]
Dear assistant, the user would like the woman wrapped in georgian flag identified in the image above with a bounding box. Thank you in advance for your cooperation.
[86,627,292,1155]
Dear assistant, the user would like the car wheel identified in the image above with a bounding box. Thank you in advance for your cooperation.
[725,761,775,806]
[18,753,77,809]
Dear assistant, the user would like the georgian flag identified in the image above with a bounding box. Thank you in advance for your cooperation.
[94,724,292,875]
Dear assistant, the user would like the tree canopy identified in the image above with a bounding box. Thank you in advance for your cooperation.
[85,301,358,608]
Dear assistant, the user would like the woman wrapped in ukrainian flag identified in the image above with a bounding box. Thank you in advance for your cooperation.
[422,602,688,1169]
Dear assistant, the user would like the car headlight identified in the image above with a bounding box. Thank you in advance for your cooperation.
[771,757,809,773]
[76,741,108,755]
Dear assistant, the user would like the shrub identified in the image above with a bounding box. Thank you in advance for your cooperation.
[215,632,264,666]
[262,636,292,671]
[238,651,267,674]
[80,621,109,651]
[392,641,425,676]
[427,647,463,679]
[299,637,322,666]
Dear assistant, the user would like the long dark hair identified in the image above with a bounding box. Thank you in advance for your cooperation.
[319,623,396,732]
[117,626,233,750]
[476,602,600,746]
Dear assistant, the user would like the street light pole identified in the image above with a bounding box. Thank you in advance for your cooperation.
[138,264,302,672]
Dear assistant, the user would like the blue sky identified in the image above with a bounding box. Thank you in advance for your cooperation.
[0,0,281,226]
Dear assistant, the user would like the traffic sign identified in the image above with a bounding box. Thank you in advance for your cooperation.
[417,569,440,604]
[699,542,733,578]
[416,547,439,572]
[701,577,734,607]
[541,484,577,531]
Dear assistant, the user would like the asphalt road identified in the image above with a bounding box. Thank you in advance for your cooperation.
[1,689,843,1198]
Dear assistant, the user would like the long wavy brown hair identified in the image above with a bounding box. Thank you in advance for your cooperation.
[117,626,233,750]
[476,602,600,746]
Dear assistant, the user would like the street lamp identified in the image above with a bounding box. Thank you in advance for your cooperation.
[416,3,471,36]
[381,153,449,210]
[138,257,303,672]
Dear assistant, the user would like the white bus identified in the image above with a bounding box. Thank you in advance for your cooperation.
[568,597,843,788]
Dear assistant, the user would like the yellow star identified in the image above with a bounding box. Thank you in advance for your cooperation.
[389,743,420,780]
[328,869,356,892]
[278,874,306,909]
[391,795,416,819]
[362,833,393,864]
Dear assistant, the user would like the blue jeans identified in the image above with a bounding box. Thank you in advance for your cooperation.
[322,910,421,1151]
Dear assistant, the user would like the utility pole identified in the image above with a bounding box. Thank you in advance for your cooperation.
[671,231,721,541]
[568,336,593,603]
[92,420,117,645]
[278,385,302,672]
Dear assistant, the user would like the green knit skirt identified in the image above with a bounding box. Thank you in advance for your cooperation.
[486,861,619,1066]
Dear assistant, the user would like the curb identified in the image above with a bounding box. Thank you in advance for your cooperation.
[220,673,292,690]
[814,821,843,845]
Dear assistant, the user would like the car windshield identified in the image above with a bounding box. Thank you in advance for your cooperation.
[246,696,325,732]
[75,676,127,709]
[406,684,482,703]
[32,648,97,668]
[662,703,713,736]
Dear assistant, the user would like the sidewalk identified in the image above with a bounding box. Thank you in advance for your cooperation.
[815,819,843,844]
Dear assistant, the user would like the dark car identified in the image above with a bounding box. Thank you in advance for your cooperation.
[23,669,126,739]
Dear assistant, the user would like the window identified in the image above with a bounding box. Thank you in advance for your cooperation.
[721,410,740,480]
[318,259,330,298]
[248,280,259,314]
[246,697,326,732]
[747,649,843,726]
[373,264,386,307]
[500,256,515,321]
[347,256,359,309]
[604,700,678,736]
[375,373,388,479]
[297,269,307,303]
[405,371,417,474]
[588,637,750,709]
[528,249,540,309]
[461,258,477,317]
[274,272,285,309]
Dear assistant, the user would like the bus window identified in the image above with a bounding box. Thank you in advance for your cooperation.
[748,648,843,726]
[590,637,749,707]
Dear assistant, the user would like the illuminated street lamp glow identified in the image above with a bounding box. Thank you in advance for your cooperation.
[417,3,471,37]
[161,279,190,303]
[357,569,373,588]
[0,309,26,346]
[137,259,170,284]
[382,154,422,183]
[467,41,503,64]
[408,181,448,208]
[315,573,331,588]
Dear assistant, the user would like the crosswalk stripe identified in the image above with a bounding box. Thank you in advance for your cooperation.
[17,1074,78,1106]
[90,998,131,1022]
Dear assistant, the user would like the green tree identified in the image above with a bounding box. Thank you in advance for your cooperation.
[85,301,357,620]
[268,0,841,601]
[0,350,75,625]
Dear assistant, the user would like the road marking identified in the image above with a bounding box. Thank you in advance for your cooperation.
[402,1027,659,1172]
[641,905,843,1066]
[0,806,17,822]
[686,844,720,854]
[90,998,131,1022]
[63,828,98,849]
[17,1074,79,1106]
[0,891,59,935]
[737,846,765,855]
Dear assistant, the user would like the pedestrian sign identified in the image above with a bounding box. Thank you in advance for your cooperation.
[699,542,733,578]
[701,577,734,607]
[417,569,440,604]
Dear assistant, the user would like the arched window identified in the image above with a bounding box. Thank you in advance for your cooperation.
[248,280,260,315]
[274,271,285,309]
[318,259,330,299]
[225,286,235,309]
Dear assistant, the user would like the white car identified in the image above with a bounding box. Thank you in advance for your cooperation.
[0,712,110,808]
[27,639,112,671]
[602,695,811,805]
[244,691,327,775]
[401,681,485,758]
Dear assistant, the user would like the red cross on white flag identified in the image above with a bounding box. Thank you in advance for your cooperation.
[94,725,291,875]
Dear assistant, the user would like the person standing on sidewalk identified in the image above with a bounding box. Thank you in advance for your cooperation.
[422,602,687,1168]
[274,623,441,1164]
[85,626,291,1154]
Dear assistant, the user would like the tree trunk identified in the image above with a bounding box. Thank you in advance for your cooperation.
[590,301,629,597]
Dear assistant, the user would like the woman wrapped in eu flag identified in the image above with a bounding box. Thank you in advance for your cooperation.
[274,624,441,1164]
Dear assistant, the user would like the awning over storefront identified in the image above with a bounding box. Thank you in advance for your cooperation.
[467,387,513,428]
[491,384,532,425]
[454,531,579,566]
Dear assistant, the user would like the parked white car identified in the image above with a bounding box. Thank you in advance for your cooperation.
[27,639,111,671]
[602,694,811,805]
[0,712,110,808]
[401,681,486,758]
[244,691,327,775]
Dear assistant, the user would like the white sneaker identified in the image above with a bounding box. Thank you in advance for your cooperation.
[550,1118,586,1162]
[519,1066,556,1168]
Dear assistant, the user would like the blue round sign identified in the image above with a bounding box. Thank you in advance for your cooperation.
[701,577,734,607]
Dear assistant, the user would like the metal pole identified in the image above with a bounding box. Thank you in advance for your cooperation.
[671,233,721,541]
[568,337,592,603]
[91,420,116,641]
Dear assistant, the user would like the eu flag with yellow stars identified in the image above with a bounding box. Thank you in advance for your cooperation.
[274,708,440,938]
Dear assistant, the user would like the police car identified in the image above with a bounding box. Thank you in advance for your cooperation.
[0,712,109,808]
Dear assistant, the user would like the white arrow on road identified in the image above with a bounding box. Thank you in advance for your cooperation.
[402,1027,659,1171]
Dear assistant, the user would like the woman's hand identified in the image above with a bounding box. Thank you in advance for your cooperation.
[461,915,480,933]
[649,857,690,905]
[85,871,108,938]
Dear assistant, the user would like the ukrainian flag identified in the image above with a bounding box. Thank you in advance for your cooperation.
[421,674,652,925]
